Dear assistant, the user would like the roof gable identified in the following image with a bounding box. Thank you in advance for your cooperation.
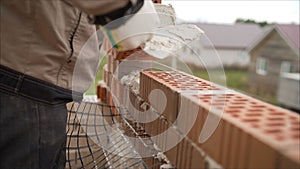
[277,24,300,50]
[248,24,299,56]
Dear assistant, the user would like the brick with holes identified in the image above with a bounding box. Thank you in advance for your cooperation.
[189,144,206,169]
[140,71,225,123]
[186,92,300,169]
[139,71,300,168]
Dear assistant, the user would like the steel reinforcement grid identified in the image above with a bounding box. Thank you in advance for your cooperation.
[65,101,164,169]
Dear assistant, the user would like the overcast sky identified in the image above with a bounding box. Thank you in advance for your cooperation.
[162,0,299,24]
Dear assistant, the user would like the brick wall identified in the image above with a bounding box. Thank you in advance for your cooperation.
[97,2,300,165]
[139,71,300,169]
[100,56,299,168]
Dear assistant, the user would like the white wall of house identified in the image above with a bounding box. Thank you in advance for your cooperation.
[178,46,250,68]
[277,73,300,110]
[216,49,249,67]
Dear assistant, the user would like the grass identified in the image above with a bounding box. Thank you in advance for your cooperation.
[84,57,107,95]
[192,69,248,92]
[192,68,279,105]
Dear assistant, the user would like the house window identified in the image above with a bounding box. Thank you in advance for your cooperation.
[280,61,292,74]
[256,58,267,75]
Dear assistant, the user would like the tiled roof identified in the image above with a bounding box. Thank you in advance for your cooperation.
[196,23,265,49]
[277,24,300,49]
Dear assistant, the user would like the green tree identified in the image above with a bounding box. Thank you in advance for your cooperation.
[235,18,270,27]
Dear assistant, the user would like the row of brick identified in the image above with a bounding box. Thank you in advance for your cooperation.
[139,71,300,169]
[103,56,300,168]
[101,45,168,168]
[138,107,224,169]
[102,53,300,168]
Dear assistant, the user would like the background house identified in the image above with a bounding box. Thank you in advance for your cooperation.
[248,24,299,110]
[178,23,265,68]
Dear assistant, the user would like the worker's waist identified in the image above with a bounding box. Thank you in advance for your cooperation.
[0,65,82,105]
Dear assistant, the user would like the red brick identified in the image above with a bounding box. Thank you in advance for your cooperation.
[247,136,280,169]
[164,125,181,166]
[279,145,300,169]
[236,129,250,169]
[220,121,233,167]
[138,71,300,168]
[139,71,223,123]
[178,138,188,169]
[227,124,242,168]
[200,118,225,164]
[190,145,206,169]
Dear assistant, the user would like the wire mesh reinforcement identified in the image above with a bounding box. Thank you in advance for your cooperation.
[66,101,163,169]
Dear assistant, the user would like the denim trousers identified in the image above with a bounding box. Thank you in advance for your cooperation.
[0,65,82,169]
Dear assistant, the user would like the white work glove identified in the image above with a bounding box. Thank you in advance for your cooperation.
[100,0,160,51]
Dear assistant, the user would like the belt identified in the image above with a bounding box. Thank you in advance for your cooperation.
[0,65,82,104]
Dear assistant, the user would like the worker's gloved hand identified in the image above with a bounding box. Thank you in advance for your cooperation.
[99,0,160,51]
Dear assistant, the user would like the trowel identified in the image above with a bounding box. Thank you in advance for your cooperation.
[142,4,204,59]
[142,24,204,59]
